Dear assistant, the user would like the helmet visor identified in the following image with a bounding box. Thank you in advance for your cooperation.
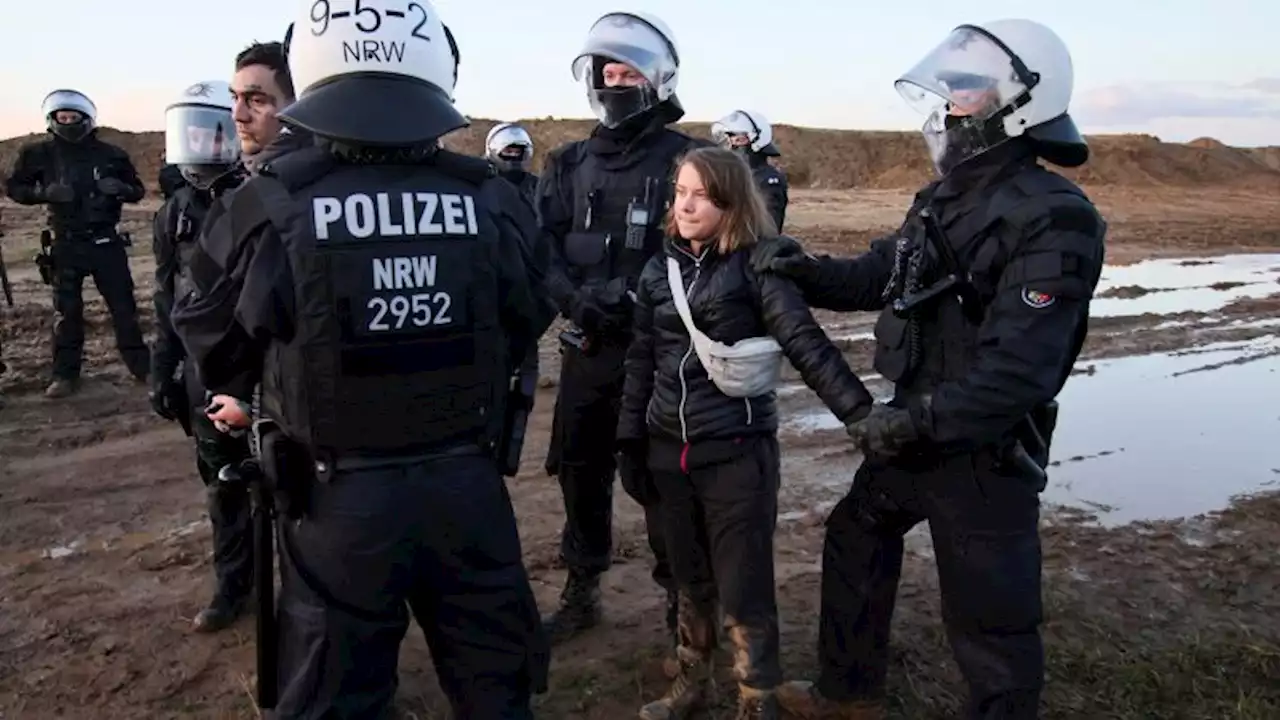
[164,105,239,166]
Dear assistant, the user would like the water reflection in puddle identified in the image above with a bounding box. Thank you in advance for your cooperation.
[1045,335,1280,525]
[1092,253,1280,317]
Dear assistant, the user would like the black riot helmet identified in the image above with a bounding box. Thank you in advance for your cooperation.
[278,0,465,147]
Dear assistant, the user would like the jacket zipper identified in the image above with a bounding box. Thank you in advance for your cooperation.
[676,251,705,473]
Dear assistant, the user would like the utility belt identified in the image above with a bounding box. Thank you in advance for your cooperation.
[34,226,132,285]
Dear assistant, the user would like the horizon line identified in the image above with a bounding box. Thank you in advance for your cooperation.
[2,118,1276,151]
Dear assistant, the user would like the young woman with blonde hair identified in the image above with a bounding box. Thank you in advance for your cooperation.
[617,146,873,719]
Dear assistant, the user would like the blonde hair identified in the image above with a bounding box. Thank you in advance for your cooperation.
[664,146,778,254]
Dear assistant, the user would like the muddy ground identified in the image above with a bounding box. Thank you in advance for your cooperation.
[1,186,1278,720]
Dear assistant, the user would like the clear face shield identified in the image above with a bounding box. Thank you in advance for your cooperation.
[894,26,1036,175]
[711,111,759,154]
[164,104,239,188]
[571,15,673,128]
[487,125,533,172]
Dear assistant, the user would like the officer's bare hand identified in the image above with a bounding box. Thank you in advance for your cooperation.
[205,394,251,432]
[96,178,128,196]
[42,183,74,203]
[847,403,919,458]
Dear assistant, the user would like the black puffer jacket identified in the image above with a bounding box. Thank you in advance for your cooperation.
[618,237,872,446]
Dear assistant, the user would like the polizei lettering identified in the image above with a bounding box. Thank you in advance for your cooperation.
[366,255,454,332]
[312,192,480,240]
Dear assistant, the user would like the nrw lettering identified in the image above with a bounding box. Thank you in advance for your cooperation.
[373,255,437,290]
[313,192,479,240]
[342,39,406,63]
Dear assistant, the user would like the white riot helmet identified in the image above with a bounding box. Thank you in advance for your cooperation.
[711,109,780,157]
[571,11,681,128]
[280,0,465,146]
[485,123,533,173]
[164,81,239,189]
[41,89,97,143]
[894,19,1086,175]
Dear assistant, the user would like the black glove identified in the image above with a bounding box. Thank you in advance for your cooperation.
[149,378,183,421]
[750,235,821,281]
[97,177,128,196]
[42,183,74,203]
[617,438,658,507]
[846,402,924,459]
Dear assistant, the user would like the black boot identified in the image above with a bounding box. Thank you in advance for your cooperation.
[541,569,602,644]
[192,592,248,633]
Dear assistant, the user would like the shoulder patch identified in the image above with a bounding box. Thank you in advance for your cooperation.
[1021,287,1056,309]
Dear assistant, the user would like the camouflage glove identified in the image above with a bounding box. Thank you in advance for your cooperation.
[846,400,930,459]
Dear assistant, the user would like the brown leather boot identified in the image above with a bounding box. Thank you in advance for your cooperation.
[640,593,717,719]
[735,685,780,719]
[775,681,885,719]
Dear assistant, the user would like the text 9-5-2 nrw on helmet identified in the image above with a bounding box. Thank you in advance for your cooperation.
[279,0,465,146]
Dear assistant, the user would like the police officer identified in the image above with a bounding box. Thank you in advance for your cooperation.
[486,122,538,207]
[171,2,550,716]
[538,10,711,646]
[5,90,149,398]
[711,109,788,232]
[755,20,1106,720]
[149,80,254,634]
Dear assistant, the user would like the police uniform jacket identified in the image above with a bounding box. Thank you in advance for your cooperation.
[5,132,145,236]
[793,140,1106,452]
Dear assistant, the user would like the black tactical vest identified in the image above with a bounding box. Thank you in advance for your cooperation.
[246,146,507,458]
[874,168,1097,399]
[560,130,695,288]
[166,185,212,302]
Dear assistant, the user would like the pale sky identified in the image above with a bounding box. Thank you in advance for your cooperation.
[1,0,1277,146]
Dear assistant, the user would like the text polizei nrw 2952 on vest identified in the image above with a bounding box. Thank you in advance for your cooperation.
[311,192,478,335]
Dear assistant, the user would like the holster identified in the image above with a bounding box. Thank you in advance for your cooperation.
[497,368,537,477]
[35,230,55,286]
[1005,400,1060,493]
[258,424,314,520]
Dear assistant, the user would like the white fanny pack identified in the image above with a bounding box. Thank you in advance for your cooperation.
[666,257,784,398]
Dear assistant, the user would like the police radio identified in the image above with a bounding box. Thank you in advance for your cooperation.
[624,178,655,251]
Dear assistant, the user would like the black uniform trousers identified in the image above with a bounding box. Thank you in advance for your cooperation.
[274,450,548,719]
[652,434,783,689]
[50,237,148,380]
[185,367,254,603]
[816,450,1044,720]
[547,340,671,589]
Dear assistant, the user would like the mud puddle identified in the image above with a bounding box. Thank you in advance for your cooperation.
[1044,334,1280,525]
[780,331,1280,528]
[1092,253,1280,317]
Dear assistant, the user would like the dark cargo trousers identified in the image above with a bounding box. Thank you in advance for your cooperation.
[189,394,254,605]
[816,452,1044,720]
[273,450,549,719]
[546,340,670,588]
[651,435,783,688]
[49,238,148,381]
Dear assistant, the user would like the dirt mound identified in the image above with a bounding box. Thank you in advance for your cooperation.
[3,121,1279,197]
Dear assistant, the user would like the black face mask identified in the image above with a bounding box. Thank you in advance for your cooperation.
[52,121,91,143]
[593,84,658,128]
